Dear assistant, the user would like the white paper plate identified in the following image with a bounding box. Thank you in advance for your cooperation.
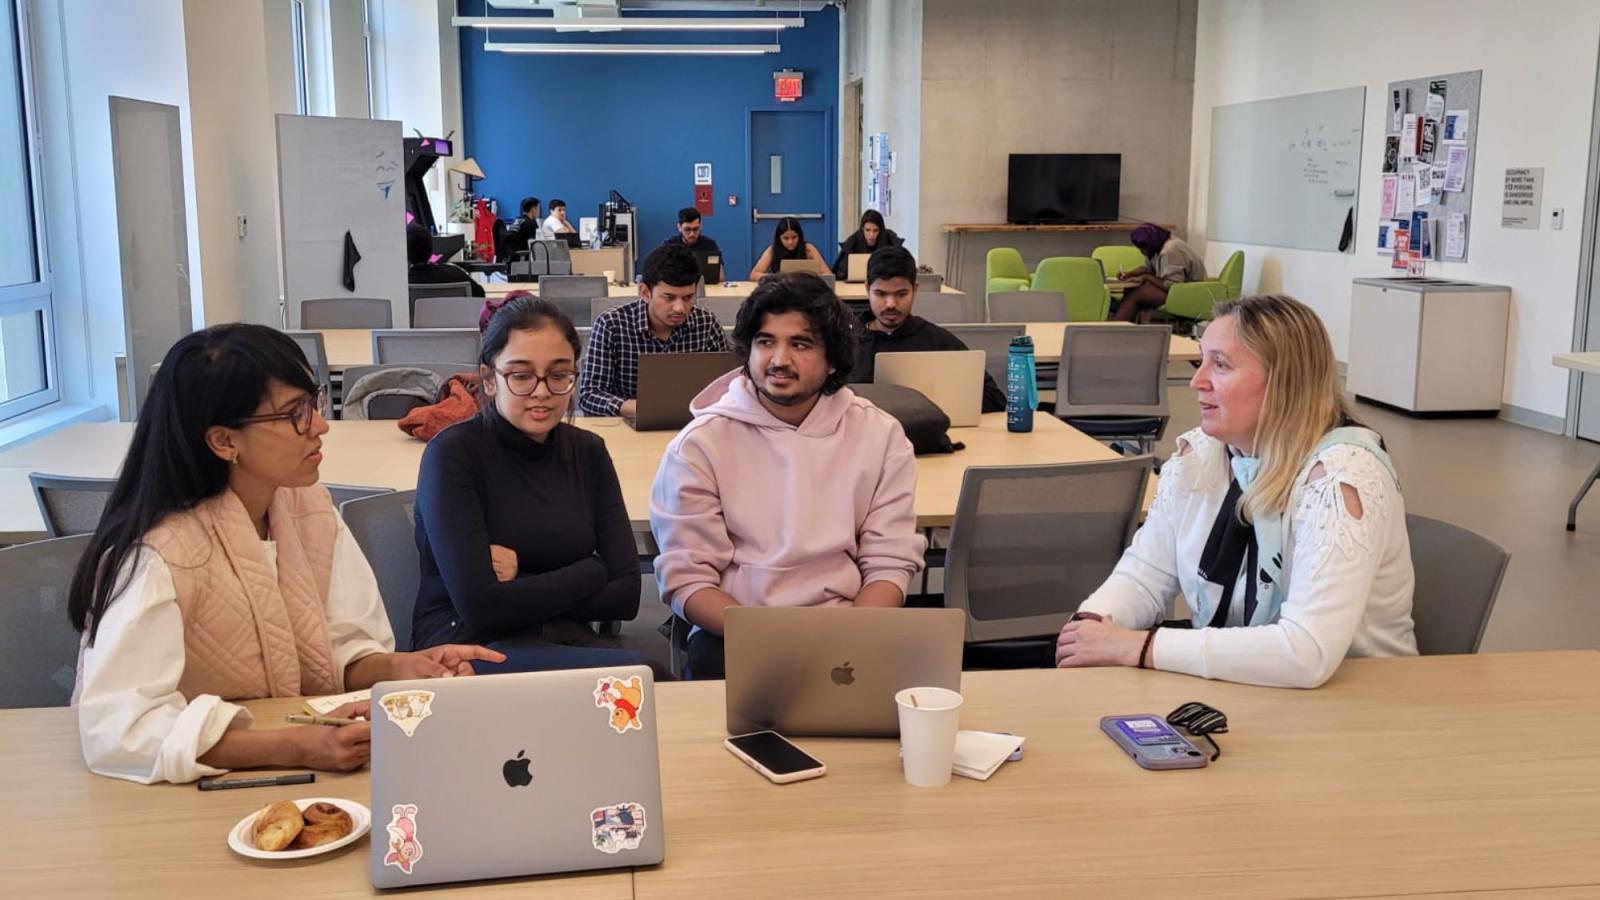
[228,796,371,860]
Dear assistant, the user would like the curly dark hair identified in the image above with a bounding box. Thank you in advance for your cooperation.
[731,272,856,395]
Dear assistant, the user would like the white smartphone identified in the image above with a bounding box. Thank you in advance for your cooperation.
[724,731,827,784]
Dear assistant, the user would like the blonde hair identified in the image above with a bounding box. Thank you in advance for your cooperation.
[1212,294,1354,523]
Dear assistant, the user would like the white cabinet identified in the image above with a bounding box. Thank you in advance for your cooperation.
[1347,278,1510,414]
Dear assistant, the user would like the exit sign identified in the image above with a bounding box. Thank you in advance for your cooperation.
[774,69,803,102]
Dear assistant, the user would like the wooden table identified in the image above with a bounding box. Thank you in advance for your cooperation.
[1554,352,1600,530]
[0,414,1125,542]
[7,652,1597,897]
[1018,322,1202,364]
[0,695,631,899]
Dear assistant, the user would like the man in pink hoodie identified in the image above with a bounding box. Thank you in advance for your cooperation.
[649,273,926,678]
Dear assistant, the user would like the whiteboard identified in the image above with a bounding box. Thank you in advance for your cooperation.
[1206,87,1365,252]
[277,115,407,328]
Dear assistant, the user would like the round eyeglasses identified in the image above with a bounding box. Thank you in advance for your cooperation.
[493,368,577,397]
[234,384,330,436]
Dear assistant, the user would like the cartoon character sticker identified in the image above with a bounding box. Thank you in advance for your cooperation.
[593,676,644,734]
[383,804,424,875]
[590,802,648,854]
[379,690,434,737]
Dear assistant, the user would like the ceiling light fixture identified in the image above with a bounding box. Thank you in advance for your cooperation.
[454,16,803,31]
[484,40,779,55]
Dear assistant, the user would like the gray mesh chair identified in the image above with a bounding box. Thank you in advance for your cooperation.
[407,282,473,325]
[915,289,968,324]
[946,324,1025,391]
[339,490,419,651]
[1406,514,1509,655]
[988,290,1068,323]
[284,330,330,388]
[0,533,90,707]
[326,484,394,508]
[371,328,481,366]
[591,296,633,322]
[300,297,393,329]
[30,474,116,538]
[528,239,573,277]
[539,276,608,327]
[943,458,1151,665]
[1056,324,1170,455]
[413,295,484,328]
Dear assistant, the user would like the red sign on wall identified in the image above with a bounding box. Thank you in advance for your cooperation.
[774,69,803,102]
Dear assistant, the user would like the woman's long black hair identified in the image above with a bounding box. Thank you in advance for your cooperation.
[766,216,810,271]
[68,324,319,644]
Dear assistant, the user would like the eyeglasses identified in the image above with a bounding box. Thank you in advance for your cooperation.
[493,368,577,397]
[235,384,329,436]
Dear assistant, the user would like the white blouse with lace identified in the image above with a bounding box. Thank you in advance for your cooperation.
[1078,427,1417,688]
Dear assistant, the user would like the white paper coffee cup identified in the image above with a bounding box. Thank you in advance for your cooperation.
[895,687,963,787]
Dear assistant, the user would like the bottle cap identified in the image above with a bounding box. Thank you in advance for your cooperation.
[1008,335,1034,348]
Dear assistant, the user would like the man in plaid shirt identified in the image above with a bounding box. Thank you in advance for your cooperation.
[579,244,733,417]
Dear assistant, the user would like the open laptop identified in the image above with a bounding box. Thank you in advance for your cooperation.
[692,249,723,283]
[624,351,737,431]
[873,350,986,427]
[845,253,872,282]
[778,259,817,274]
[724,607,964,737]
[369,666,665,889]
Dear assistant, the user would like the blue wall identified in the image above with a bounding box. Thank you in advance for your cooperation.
[459,5,839,275]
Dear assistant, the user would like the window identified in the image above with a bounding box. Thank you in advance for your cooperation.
[0,0,56,420]
[291,0,309,115]
[362,0,375,118]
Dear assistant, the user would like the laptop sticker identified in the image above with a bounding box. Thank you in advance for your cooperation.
[383,804,424,875]
[593,675,644,733]
[591,802,648,854]
[378,689,435,737]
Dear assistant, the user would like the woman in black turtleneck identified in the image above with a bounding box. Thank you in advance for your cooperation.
[411,296,645,670]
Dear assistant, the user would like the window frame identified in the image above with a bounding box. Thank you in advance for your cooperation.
[291,0,309,115]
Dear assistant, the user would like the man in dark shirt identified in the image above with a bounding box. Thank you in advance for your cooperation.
[499,196,541,260]
[407,222,485,297]
[662,206,722,257]
[578,243,731,417]
[851,246,1005,412]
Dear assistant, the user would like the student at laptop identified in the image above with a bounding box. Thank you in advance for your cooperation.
[749,216,828,279]
[1057,294,1416,688]
[850,246,1006,413]
[830,209,902,279]
[650,273,926,678]
[663,206,722,256]
[541,198,576,236]
[68,324,504,784]
[408,222,485,298]
[413,297,648,668]
[499,196,541,260]
[579,243,732,417]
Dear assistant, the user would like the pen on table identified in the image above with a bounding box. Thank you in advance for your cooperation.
[197,772,315,791]
[285,714,362,727]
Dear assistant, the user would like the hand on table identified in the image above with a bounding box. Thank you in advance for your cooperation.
[292,700,371,771]
[1055,615,1148,668]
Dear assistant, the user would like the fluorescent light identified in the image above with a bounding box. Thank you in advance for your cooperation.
[454,16,803,31]
[485,41,779,55]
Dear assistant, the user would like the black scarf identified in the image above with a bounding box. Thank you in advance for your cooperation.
[1195,469,1259,628]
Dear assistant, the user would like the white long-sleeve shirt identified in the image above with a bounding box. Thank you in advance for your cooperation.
[74,521,394,784]
[1078,428,1417,688]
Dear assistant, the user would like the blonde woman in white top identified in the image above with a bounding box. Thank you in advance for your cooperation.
[1057,294,1417,688]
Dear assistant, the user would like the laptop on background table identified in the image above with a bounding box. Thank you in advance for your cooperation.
[369,665,664,889]
[693,250,723,284]
[872,350,986,427]
[846,253,871,282]
[624,352,738,431]
[724,607,964,737]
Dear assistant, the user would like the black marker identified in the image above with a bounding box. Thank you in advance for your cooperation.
[197,772,316,791]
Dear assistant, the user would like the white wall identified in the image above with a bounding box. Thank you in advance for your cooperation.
[31,0,202,417]
[368,0,459,226]
[1190,0,1600,422]
[919,0,1196,270]
[843,0,923,253]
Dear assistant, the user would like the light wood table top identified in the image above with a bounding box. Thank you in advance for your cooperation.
[1554,351,1600,377]
[482,279,966,302]
[0,414,1130,540]
[1017,321,1203,364]
[639,651,1600,899]
[0,695,630,898]
[942,222,1177,233]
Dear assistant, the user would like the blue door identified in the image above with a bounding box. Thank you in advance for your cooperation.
[749,110,832,277]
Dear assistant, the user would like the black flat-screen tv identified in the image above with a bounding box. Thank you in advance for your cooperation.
[1006,154,1121,224]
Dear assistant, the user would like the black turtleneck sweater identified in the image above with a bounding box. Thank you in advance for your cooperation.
[411,409,640,648]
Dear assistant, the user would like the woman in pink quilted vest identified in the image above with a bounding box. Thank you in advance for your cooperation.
[68,324,504,784]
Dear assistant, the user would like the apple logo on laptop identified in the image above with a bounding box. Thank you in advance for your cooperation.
[830,661,856,686]
[502,749,532,787]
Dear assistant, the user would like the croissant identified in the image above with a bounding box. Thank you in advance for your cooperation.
[251,801,304,852]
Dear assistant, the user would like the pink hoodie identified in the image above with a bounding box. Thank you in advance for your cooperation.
[650,370,926,618]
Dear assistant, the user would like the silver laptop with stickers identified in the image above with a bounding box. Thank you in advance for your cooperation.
[369,665,664,888]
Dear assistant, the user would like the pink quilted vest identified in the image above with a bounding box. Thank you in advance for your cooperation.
[142,486,342,700]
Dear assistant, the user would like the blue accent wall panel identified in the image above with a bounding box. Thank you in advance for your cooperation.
[459,5,839,274]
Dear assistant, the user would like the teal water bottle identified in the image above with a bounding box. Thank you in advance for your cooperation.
[1006,336,1038,432]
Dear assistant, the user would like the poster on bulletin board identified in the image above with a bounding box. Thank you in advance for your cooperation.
[1378,69,1480,262]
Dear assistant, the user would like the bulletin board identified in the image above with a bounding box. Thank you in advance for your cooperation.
[1375,70,1481,265]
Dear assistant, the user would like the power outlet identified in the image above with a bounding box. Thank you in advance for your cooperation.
[236,214,249,239]
[1552,208,1565,230]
